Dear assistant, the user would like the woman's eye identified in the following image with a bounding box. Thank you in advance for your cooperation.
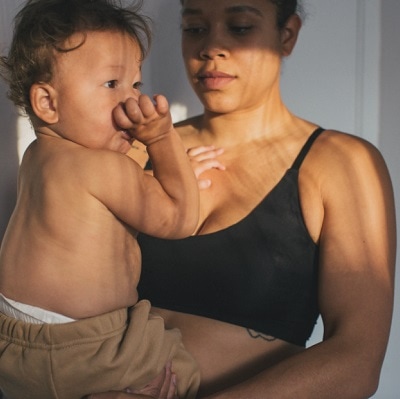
[104,80,118,89]
[230,26,253,34]
[182,26,207,36]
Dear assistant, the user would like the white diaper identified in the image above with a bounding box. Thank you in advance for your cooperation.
[0,293,75,324]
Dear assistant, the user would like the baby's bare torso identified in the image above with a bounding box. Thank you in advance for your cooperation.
[0,139,140,319]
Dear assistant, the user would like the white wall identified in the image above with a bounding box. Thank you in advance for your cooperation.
[1,0,399,397]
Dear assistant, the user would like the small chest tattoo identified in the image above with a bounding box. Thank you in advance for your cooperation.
[247,328,277,342]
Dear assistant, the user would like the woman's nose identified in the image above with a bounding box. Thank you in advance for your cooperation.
[200,47,228,60]
[199,35,229,60]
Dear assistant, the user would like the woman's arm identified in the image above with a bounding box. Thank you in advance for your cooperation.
[202,135,396,399]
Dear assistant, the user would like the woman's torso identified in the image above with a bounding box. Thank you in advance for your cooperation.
[138,119,324,394]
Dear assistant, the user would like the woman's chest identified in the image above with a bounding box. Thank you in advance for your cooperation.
[194,156,283,234]
[138,168,320,345]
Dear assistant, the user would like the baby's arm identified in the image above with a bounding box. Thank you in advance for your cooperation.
[112,95,199,238]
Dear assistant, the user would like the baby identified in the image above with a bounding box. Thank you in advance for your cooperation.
[0,0,200,398]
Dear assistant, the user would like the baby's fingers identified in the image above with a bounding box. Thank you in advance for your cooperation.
[192,158,226,178]
[152,94,169,116]
[137,95,158,118]
[187,146,224,162]
[113,99,143,128]
[197,178,212,190]
[125,97,145,122]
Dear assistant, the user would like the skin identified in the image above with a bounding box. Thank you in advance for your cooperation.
[0,28,199,398]
[0,30,199,324]
[92,0,396,398]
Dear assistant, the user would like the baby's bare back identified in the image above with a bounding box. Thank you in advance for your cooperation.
[0,140,141,319]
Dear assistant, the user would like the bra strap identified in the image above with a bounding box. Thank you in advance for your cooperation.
[291,127,325,171]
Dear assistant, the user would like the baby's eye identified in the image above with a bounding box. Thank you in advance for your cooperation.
[104,80,118,89]
[133,81,143,90]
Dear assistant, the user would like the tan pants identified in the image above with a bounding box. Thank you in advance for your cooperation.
[0,300,200,399]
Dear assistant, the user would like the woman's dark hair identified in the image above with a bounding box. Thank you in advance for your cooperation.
[0,0,152,115]
[270,0,303,28]
[179,0,303,29]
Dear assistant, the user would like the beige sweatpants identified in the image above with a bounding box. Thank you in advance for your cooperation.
[0,299,200,399]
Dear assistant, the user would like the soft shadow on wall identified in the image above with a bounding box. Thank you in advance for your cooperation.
[142,0,202,123]
[0,82,19,242]
[0,0,29,242]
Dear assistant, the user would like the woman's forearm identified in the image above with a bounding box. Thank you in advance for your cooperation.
[203,337,382,399]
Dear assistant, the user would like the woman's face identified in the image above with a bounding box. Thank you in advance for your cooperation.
[180,0,296,114]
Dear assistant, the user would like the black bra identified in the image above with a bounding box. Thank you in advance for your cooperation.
[138,128,324,346]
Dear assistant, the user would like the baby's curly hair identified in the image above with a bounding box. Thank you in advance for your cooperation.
[0,0,152,115]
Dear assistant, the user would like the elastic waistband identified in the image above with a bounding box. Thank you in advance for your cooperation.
[0,299,151,348]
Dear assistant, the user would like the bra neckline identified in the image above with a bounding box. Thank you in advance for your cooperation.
[188,127,325,239]
[188,168,297,239]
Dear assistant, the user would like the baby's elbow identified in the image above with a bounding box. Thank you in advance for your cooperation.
[157,209,198,239]
[170,213,198,239]
[171,201,199,238]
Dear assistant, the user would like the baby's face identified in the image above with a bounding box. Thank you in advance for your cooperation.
[49,30,143,154]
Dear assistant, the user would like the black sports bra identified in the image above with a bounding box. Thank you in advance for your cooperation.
[138,128,324,347]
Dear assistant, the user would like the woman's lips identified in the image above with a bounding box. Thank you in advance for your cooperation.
[197,71,235,90]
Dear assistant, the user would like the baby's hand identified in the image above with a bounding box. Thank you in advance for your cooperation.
[113,94,173,146]
[187,145,225,189]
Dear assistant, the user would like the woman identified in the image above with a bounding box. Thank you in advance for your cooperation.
[92,0,396,398]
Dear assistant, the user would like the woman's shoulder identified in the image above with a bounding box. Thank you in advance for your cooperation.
[311,128,385,168]
[306,128,392,197]
[318,128,375,148]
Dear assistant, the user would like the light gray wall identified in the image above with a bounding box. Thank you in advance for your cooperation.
[1,0,399,397]
[376,1,400,397]
[0,1,21,243]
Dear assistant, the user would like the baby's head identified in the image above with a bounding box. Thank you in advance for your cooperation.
[0,0,151,117]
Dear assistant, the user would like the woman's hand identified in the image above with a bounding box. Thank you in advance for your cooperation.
[186,146,225,189]
[86,363,178,399]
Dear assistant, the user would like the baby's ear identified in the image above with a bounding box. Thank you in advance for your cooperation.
[30,83,59,124]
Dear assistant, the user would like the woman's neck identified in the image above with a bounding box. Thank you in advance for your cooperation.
[199,102,297,147]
